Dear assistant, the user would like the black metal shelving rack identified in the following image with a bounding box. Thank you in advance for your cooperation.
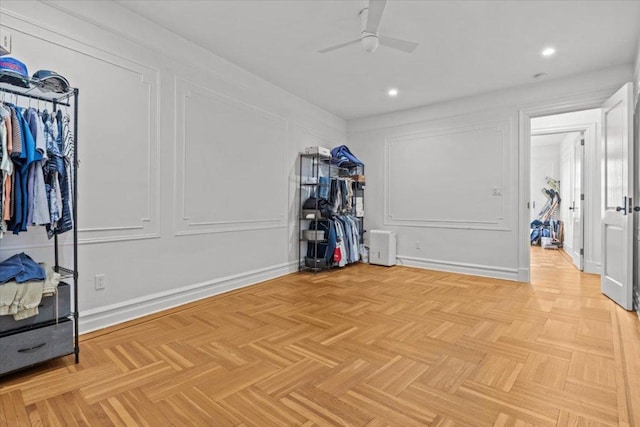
[0,81,80,367]
[298,153,365,272]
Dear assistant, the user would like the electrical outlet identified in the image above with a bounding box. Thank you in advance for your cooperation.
[492,186,502,196]
[415,241,421,250]
[95,274,106,291]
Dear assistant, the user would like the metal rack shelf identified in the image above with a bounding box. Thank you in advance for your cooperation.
[298,153,365,272]
[0,81,80,374]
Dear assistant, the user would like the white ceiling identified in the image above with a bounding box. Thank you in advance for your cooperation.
[117,0,640,120]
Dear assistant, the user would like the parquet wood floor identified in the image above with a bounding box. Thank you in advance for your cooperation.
[2,247,640,426]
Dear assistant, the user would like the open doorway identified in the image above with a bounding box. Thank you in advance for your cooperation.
[530,131,583,269]
[529,109,601,276]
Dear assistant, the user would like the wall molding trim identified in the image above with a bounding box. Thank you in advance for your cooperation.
[1,7,162,244]
[398,255,519,282]
[79,261,298,334]
[173,77,288,236]
[383,119,513,231]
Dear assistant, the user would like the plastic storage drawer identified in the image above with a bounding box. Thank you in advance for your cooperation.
[0,282,71,333]
[0,319,73,375]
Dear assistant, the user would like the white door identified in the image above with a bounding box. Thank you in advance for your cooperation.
[570,134,584,270]
[601,83,634,310]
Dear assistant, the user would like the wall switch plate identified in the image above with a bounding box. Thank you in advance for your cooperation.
[0,29,11,56]
[95,274,106,290]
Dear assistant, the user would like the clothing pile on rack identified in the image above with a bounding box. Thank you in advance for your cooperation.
[0,252,61,320]
[330,145,364,168]
[318,176,356,213]
[0,103,74,238]
[306,215,361,267]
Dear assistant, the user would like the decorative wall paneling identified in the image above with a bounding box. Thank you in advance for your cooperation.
[0,9,162,247]
[173,78,288,236]
[384,120,513,231]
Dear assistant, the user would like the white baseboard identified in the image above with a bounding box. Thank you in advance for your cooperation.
[584,260,602,275]
[398,255,519,281]
[80,261,298,334]
[518,268,530,283]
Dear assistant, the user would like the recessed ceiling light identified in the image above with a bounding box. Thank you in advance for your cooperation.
[388,88,398,97]
[542,47,556,57]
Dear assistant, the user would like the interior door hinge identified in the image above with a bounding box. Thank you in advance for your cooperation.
[581,194,584,201]
[581,139,585,146]
[580,248,584,256]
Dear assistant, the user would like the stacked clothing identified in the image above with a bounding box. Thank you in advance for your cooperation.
[0,104,74,239]
[0,252,61,320]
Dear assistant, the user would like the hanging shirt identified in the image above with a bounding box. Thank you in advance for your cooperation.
[54,110,72,235]
[8,106,39,233]
[1,106,12,223]
[0,110,5,237]
[25,108,49,226]
[42,110,61,234]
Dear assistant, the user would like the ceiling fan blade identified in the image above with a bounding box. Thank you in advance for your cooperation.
[379,35,418,53]
[317,39,360,53]
[366,0,387,33]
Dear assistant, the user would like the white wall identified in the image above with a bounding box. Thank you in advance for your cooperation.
[532,110,602,274]
[347,67,630,281]
[0,0,346,332]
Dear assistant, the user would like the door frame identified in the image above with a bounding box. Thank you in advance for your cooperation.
[530,126,590,270]
[518,87,618,282]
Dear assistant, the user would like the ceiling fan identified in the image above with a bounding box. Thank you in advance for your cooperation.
[318,0,418,54]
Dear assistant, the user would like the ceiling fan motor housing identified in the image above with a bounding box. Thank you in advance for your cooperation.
[359,7,379,52]
[361,33,379,52]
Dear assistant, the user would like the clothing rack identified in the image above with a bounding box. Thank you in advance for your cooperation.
[0,85,73,107]
[0,82,80,371]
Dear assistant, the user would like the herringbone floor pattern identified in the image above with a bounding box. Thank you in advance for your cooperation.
[1,248,639,426]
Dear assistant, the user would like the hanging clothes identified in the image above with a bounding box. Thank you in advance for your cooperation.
[0,103,75,239]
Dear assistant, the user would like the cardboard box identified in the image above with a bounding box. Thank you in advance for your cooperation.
[304,146,331,157]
